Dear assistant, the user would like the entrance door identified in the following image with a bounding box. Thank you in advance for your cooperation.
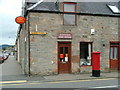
[110,42,120,70]
[58,42,71,74]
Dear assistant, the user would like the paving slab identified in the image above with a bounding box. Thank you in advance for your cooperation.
[42,72,119,82]
[1,56,23,76]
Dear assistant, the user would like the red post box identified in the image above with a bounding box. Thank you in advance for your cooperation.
[92,52,101,77]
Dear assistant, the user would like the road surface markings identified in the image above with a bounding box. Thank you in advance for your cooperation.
[92,85,119,88]
[1,78,116,86]
[44,78,115,84]
[47,79,92,84]
[0,80,27,84]
[23,78,115,85]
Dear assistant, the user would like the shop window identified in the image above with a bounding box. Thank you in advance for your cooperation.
[80,42,92,66]
[63,2,77,25]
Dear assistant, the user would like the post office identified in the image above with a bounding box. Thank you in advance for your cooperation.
[15,0,120,75]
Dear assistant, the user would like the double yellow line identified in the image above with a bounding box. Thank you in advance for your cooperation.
[0,80,27,86]
[0,78,115,86]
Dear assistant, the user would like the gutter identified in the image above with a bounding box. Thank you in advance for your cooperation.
[15,25,22,47]
[26,10,120,17]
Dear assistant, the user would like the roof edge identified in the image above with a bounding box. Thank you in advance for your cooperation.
[26,10,120,17]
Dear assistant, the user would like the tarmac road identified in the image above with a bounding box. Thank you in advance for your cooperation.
[1,78,119,89]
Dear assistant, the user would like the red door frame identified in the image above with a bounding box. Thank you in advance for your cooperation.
[58,42,71,74]
[110,41,120,70]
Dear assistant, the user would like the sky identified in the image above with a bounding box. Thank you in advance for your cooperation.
[0,0,22,45]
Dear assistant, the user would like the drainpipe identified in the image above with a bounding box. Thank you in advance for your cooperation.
[28,12,31,76]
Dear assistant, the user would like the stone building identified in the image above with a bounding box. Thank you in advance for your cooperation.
[15,1,120,75]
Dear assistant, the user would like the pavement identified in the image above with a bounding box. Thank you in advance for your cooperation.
[0,55,119,83]
[26,71,119,83]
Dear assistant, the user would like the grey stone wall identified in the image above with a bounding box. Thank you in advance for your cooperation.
[29,13,59,75]
[17,15,30,75]
[28,12,118,75]
[24,15,30,75]
[19,27,26,74]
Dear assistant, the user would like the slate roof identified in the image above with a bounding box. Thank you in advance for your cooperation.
[78,2,119,16]
[26,2,120,16]
[34,2,58,11]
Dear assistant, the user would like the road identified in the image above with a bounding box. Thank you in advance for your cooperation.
[1,78,119,89]
[0,56,119,90]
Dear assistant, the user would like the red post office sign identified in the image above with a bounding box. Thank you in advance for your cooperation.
[58,33,72,39]
[15,16,26,24]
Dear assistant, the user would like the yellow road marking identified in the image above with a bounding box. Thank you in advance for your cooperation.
[92,78,115,81]
[0,78,116,86]
[48,79,92,84]
[0,80,27,84]
[47,78,115,84]
[1,83,26,86]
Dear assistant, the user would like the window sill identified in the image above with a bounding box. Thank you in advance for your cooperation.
[63,24,77,26]
[80,65,92,67]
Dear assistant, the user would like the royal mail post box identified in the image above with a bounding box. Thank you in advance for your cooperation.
[92,52,101,77]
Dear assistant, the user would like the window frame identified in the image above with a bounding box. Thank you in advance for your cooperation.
[110,42,119,60]
[63,2,77,26]
[79,42,93,67]
[107,4,120,14]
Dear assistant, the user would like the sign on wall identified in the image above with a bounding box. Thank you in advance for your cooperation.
[30,32,47,35]
[58,33,72,39]
[15,16,26,24]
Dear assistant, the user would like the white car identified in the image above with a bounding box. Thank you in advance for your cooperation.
[3,53,9,60]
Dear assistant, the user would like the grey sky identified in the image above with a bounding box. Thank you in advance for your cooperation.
[0,0,22,45]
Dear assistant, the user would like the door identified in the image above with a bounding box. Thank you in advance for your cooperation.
[58,42,71,74]
[110,42,120,70]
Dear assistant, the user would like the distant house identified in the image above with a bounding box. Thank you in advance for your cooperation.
[15,1,120,75]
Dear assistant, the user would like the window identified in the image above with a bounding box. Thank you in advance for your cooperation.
[63,14,76,25]
[110,47,114,59]
[80,42,92,66]
[107,4,120,14]
[64,3,76,12]
[110,47,118,59]
[110,42,119,59]
[63,2,77,25]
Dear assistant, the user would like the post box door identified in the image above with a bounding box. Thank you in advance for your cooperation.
[58,42,71,74]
